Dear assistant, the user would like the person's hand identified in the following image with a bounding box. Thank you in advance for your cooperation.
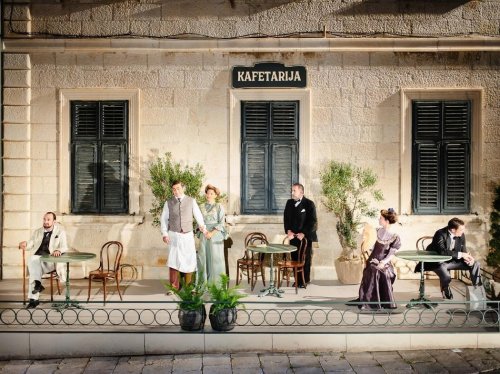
[296,233,305,240]
[205,231,213,239]
[18,241,27,251]
[377,261,385,270]
[163,235,170,245]
[370,258,379,265]
[463,253,474,266]
[287,230,295,240]
[52,250,61,257]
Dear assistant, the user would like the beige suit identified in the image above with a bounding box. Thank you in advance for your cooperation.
[25,223,68,300]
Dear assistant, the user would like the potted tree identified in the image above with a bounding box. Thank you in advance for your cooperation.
[486,184,500,282]
[207,274,246,331]
[320,161,383,284]
[147,152,205,227]
[165,279,207,331]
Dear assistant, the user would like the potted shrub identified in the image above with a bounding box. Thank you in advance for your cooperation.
[320,161,383,284]
[207,274,246,331]
[165,279,207,331]
[486,184,500,282]
[147,152,205,227]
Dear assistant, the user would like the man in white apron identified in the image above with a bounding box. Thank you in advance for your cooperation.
[161,180,206,290]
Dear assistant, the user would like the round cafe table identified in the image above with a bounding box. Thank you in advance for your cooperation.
[396,250,451,309]
[247,244,297,298]
[41,252,96,310]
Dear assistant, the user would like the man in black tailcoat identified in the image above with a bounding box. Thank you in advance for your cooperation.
[283,183,318,288]
[415,217,481,300]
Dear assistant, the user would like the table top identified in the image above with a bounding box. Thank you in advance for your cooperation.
[247,244,297,254]
[41,251,96,264]
[396,250,452,262]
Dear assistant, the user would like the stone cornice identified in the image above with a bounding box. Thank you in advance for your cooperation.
[2,36,500,53]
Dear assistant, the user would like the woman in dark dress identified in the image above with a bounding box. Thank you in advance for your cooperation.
[358,208,401,310]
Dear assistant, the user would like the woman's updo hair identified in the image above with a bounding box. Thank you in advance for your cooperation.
[380,208,398,224]
[204,184,220,196]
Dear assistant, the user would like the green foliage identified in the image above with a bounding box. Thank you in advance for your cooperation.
[320,161,383,260]
[147,152,205,227]
[164,278,206,311]
[207,274,246,315]
[487,185,500,268]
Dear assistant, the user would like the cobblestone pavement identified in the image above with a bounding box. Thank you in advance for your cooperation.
[1,349,500,374]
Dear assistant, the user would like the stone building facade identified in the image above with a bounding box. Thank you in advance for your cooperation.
[1,0,499,280]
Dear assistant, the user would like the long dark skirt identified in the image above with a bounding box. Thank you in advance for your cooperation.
[358,263,397,310]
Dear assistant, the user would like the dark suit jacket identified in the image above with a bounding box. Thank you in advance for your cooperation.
[426,226,467,260]
[283,196,318,243]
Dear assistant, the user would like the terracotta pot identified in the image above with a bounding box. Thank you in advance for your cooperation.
[334,257,364,285]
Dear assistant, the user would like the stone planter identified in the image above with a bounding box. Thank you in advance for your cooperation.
[178,306,206,331]
[334,257,363,285]
[209,305,237,331]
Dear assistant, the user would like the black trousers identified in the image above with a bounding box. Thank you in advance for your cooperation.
[433,259,482,289]
[290,237,312,285]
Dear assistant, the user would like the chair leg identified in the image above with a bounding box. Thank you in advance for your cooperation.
[87,276,92,302]
[50,273,54,302]
[250,266,256,291]
[277,267,281,289]
[236,265,241,286]
[116,275,123,301]
[294,268,298,294]
[246,264,251,284]
[301,269,306,289]
[103,278,107,306]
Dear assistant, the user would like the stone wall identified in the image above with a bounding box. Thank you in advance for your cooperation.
[2,0,499,280]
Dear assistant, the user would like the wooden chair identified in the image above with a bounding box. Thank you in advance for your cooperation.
[87,241,123,305]
[22,249,61,305]
[416,236,433,252]
[236,232,268,291]
[277,238,308,294]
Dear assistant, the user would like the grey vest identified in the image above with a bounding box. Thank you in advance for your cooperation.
[167,196,194,233]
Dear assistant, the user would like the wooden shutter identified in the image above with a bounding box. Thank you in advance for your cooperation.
[71,100,128,214]
[241,101,299,214]
[101,143,128,213]
[271,143,298,212]
[242,142,268,213]
[412,100,471,214]
[72,143,98,213]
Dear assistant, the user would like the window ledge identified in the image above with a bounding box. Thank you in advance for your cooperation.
[226,215,283,225]
[59,214,145,225]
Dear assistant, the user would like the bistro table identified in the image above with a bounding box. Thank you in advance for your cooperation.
[396,250,451,309]
[247,244,297,298]
[42,251,96,310]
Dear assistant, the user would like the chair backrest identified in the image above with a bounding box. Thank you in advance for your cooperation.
[99,241,123,273]
[296,238,308,264]
[416,236,433,251]
[243,232,268,260]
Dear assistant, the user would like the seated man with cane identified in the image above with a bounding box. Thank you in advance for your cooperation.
[18,212,68,308]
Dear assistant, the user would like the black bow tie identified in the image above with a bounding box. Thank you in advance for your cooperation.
[453,236,460,240]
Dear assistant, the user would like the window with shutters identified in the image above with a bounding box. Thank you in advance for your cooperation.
[412,100,471,214]
[241,101,299,214]
[71,101,128,214]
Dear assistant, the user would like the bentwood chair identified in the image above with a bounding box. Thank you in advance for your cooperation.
[22,249,61,305]
[87,241,123,305]
[236,232,268,291]
[277,238,308,294]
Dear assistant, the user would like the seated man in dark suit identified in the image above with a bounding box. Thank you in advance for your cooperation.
[416,217,481,300]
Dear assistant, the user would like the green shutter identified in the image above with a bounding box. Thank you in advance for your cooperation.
[72,143,98,213]
[412,100,471,214]
[71,100,128,214]
[101,143,128,213]
[242,142,268,214]
[241,101,299,214]
[271,143,298,212]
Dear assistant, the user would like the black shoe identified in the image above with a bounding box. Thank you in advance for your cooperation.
[26,299,39,309]
[32,281,45,294]
[292,283,306,288]
[442,286,453,300]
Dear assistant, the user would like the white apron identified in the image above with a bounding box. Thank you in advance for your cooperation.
[167,230,197,273]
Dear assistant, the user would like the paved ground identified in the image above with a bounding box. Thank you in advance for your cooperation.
[1,349,500,374]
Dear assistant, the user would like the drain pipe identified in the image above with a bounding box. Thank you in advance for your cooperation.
[0,3,4,279]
